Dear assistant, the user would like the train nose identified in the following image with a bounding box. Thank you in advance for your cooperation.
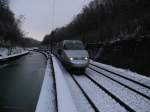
[69,57,89,61]
[69,57,89,67]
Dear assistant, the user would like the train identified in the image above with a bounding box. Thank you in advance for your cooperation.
[54,40,89,72]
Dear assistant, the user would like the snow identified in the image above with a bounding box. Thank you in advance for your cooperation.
[0,51,29,60]
[52,56,78,112]
[35,59,56,112]
[86,68,150,112]
[90,60,150,87]
[74,75,128,112]
[89,64,150,98]
[0,47,9,56]
[54,57,95,112]
[0,47,28,60]
[0,47,25,56]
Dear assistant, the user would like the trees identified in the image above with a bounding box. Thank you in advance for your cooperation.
[42,0,150,45]
[0,0,9,8]
[0,0,25,47]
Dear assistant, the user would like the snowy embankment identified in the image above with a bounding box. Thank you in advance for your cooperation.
[0,47,29,61]
[52,55,78,112]
[35,59,56,112]
[54,56,95,112]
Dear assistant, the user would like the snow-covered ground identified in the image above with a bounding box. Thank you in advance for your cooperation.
[0,47,24,56]
[74,74,128,112]
[35,59,56,112]
[30,55,150,112]
[90,60,150,86]
[0,47,28,60]
[89,64,150,98]
[52,56,149,111]
[55,56,95,112]
[52,56,78,112]
[86,68,150,112]
[0,47,9,57]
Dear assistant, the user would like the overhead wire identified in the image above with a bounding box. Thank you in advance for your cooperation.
[51,0,56,30]
[51,0,90,30]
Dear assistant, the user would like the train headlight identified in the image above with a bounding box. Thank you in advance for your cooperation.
[69,57,74,61]
[84,57,88,60]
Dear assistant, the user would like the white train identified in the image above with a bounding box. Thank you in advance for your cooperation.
[55,40,89,72]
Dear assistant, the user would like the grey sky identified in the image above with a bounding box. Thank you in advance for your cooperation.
[10,0,92,41]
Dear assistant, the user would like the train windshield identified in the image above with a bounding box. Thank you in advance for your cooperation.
[64,42,85,50]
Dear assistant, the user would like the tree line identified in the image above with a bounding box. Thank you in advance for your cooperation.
[42,0,150,45]
[0,0,39,47]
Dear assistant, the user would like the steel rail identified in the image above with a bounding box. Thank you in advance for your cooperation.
[88,66,150,100]
[84,73,136,112]
[89,63,150,89]
[71,75,101,112]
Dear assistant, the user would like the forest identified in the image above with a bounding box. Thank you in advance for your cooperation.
[42,0,150,44]
[0,0,39,47]
[42,0,150,75]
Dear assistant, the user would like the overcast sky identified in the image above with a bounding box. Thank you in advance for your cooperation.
[10,0,92,41]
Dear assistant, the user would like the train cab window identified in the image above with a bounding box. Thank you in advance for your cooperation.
[63,42,85,50]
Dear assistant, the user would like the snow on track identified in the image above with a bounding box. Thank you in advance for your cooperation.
[55,59,95,112]
[90,60,150,87]
[35,59,56,112]
[89,64,150,99]
[54,57,95,112]
[73,75,128,112]
[66,75,96,112]
[52,56,78,112]
[86,68,150,112]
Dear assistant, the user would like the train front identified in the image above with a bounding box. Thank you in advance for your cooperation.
[62,40,89,71]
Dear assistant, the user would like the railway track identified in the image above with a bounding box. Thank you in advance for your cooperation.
[89,62,150,89]
[88,64,150,100]
[72,74,135,112]
[71,75,100,112]
[37,52,150,112]
[86,63,150,112]
[71,69,150,112]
